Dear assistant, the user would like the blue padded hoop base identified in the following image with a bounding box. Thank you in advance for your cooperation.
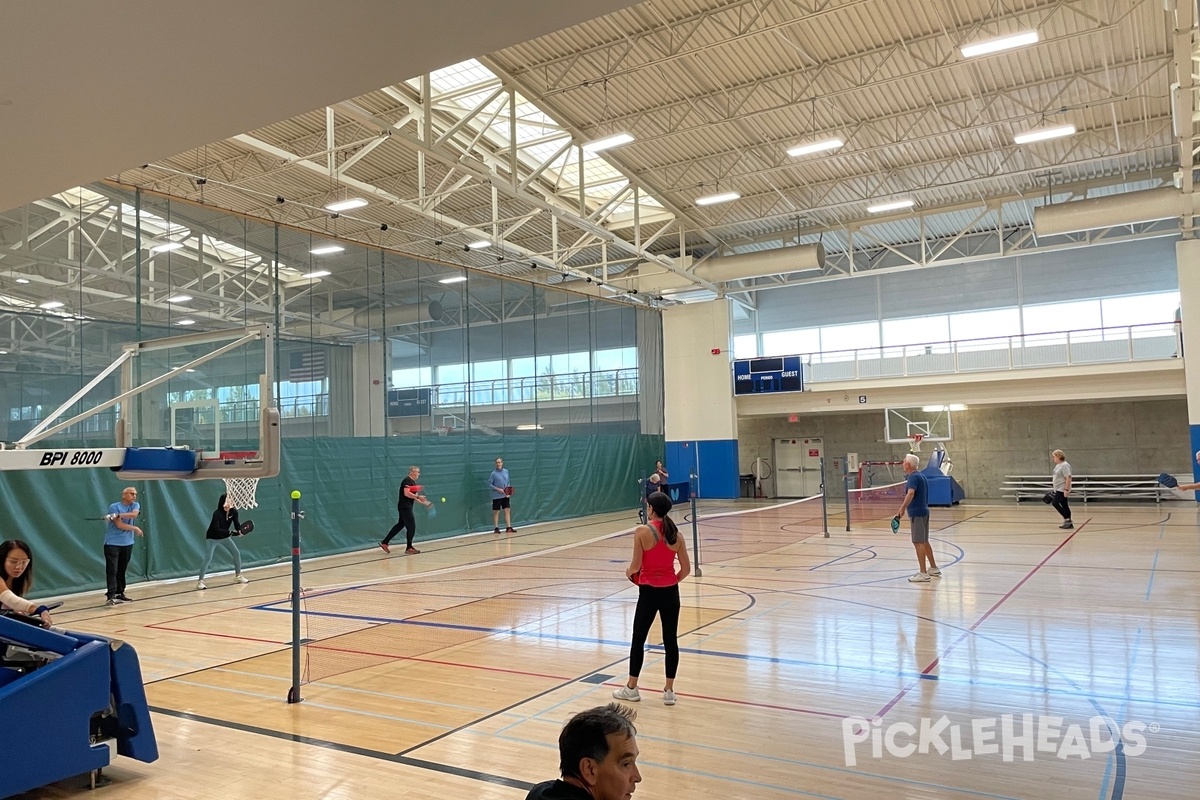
[117,447,199,474]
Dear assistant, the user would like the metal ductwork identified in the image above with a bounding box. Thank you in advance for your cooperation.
[314,300,443,335]
[1034,187,1190,236]
[614,243,826,293]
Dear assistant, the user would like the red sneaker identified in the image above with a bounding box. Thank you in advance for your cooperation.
[379,542,390,553]
[405,547,421,555]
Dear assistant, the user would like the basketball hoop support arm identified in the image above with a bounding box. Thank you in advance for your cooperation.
[15,330,263,449]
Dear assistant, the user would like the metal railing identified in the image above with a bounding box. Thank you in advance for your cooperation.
[799,322,1178,383]
[430,367,639,407]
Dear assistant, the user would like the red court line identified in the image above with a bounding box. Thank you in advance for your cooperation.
[874,520,1086,719]
[601,681,848,719]
[306,643,573,681]
[147,623,288,646]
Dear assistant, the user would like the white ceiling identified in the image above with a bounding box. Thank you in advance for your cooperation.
[0,0,1191,331]
[0,0,637,212]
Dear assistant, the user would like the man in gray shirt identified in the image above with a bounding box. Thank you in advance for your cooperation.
[1050,449,1073,529]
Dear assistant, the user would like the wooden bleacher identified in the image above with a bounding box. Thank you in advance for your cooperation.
[1001,474,1191,504]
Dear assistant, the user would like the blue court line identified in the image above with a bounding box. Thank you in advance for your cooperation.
[255,604,634,647]
[1144,549,1160,601]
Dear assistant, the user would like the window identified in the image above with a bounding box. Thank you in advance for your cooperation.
[1023,300,1101,344]
[881,315,950,351]
[391,366,431,388]
[732,334,758,359]
[949,308,1021,343]
[470,360,507,404]
[594,347,637,371]
[436,363,467,384]
[1102,291,1179,335]
[819,321,880,361]
[762,328,820,357]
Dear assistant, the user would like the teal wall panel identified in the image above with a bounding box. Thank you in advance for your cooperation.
[1,433,664,599]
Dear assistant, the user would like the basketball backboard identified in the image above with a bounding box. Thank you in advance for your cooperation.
[118,326,271,460]
[2,325,278,480]
[885,406,953,444]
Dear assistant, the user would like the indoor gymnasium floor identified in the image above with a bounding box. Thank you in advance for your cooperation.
[17,496,1200,800]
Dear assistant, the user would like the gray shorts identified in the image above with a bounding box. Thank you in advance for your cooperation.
[909,515,930,544]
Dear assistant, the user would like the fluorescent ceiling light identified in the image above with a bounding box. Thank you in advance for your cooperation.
[467,240,491,250]
[922,404,968,412]
[14,278,29,284]
[583,133,635,152]
[185,368,196,373]
[301,270,331,279]
[1013,124,1076,145]
[438,275,468,284]
[309,245,345,255]
[867,199,915,213]
[175,319,196,326]
[165,294,192,304]
[151,241,185,253]
[960,30,1039,59]
[515,424,544,431]
[324,197,369,212]
[0,350,7,355]
[38,300,65,309]
[787,138,844,157]
[695,191,740,206]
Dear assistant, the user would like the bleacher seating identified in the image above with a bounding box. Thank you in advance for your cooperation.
[1001,474,1190,503]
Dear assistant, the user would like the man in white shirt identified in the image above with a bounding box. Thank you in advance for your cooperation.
[1050,450,1073,530]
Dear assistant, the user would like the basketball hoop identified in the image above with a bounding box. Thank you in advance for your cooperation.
[433,426,451,437]
[216,451,262,508]
[224,477,260,509]
[909,434,924,453]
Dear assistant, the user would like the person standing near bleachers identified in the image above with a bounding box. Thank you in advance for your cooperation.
[1050,449,1073,530]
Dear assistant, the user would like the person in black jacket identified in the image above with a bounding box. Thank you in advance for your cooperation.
[197,493,249,590]
[525,703,641,800]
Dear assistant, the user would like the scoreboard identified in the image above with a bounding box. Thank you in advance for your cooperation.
[733,356,803,395]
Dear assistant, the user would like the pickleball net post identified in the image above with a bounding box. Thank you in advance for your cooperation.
[287,489,304,704]
[690,471,702,578]
[820,457,829,537]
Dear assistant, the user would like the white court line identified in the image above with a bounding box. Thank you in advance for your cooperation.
[305,496,825,595]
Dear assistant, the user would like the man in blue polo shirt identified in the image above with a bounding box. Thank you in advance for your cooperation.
[489,457,516,534]
[104,486,143,605]
[896,454,940,583]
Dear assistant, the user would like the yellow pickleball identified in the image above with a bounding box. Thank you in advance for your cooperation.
[291,490,302,500]
[441,497,446,503]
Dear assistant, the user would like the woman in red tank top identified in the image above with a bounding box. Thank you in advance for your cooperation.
[612,492,691,706]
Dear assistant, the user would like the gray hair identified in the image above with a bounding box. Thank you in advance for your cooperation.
[1052,449,1065,460]
[903,454,920,468]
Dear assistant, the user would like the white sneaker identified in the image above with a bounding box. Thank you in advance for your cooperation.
[662,690,677,706]
[196,581,207,590]
[235,575,249,584]
[611,685,641,702]
[908,572,931,583]
[927,568,942,577]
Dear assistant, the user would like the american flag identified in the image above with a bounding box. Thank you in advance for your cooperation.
[288,349,326,382]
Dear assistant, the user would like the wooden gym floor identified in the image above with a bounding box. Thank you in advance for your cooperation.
[15,496,1200,800]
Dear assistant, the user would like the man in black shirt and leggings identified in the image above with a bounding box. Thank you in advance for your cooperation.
[380,465,429,555]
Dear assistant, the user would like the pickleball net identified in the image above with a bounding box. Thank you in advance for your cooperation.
[282,497,834,685]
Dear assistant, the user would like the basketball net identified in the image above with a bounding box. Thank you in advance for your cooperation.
[224,477,260,510]
[909,434,924,453]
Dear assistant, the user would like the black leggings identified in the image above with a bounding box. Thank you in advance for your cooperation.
[1051,491,1071,520]
[382,507,417,548]
[627,584,681,680]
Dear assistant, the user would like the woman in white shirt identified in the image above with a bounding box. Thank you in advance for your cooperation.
[1,540,53,626]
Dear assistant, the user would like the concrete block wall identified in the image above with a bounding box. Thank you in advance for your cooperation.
[738,399,1192,500]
